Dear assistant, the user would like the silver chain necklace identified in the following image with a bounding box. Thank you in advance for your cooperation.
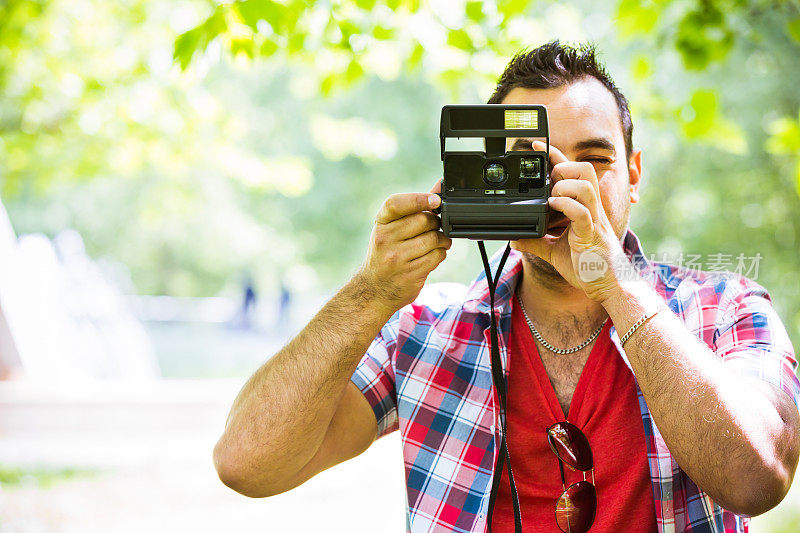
[516,294,605,355]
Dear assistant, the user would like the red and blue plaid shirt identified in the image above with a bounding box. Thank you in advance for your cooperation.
[350,229,799,533]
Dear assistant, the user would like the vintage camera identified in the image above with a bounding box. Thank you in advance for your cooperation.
[438,104,550,240]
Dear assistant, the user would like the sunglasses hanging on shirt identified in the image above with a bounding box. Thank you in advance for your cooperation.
[548,421,597,532]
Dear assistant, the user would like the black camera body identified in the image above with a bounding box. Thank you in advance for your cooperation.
[439,104,550,240]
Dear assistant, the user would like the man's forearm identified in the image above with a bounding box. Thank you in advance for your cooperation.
[212,189,449,497]
[213,273,394,496]
[601,280,799,516]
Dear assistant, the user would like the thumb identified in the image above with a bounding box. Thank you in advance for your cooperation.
[429,179,442,194]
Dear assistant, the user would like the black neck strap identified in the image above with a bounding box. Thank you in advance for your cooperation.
[478,241,522,533]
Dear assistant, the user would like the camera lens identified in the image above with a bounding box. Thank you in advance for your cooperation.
[484,162,507,186]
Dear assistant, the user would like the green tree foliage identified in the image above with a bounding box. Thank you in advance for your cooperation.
[2,0,800,360]
[173,0,543,96]
[176,0,800,192]
[618,4,800,357]
[174,0,800,339]
[0,0,304,295]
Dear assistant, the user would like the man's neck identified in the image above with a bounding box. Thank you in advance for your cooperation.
[517,259,609,343]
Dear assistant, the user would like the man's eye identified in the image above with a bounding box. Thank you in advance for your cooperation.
[584,157,611,164]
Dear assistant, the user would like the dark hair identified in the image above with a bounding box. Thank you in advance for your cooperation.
[488,40,633,160]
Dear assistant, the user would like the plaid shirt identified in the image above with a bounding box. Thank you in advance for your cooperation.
[350,229,799,533]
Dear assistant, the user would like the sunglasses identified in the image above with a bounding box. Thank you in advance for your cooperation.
[546,421,597,533]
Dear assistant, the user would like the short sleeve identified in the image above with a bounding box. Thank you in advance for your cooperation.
[350,313,400,439]
[714,280,800,407]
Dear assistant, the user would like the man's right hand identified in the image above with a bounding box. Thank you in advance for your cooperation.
[356,183,452,315]
[215,184,452,499]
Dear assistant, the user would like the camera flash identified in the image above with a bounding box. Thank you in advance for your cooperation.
[504,110,538,129]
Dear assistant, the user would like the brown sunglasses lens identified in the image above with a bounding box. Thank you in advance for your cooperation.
[555,480,597,533]
[547,422,593,471]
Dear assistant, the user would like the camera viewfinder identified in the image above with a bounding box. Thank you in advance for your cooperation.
[520,157,545,188]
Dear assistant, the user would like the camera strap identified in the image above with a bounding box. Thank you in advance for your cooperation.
[478,241,522,533]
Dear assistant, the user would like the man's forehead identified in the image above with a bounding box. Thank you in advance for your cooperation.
[502,78,618,119]
[502,79,623,153]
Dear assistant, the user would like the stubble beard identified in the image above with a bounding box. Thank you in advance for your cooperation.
[522,191,631,290]
[521,253,568,291]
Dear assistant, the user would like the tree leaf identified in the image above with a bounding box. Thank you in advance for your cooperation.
[372,25,394,40]
[497,0,529,19]
[674,5,733,70]
[355,0,377,10]
[260,38,279,56]
[173,28,203,70]
[682,89,717,138]
[231,37,255,59]
[172,8,227,70]
[766,117,800,154]
[466,1,485,23]
[235,0,288,33]
[631,54,652,81]
[447,29,473,51]
[407,41,424,70]
[616,0,660,38]
[787,18,800,43]
[320,73,336,96]
[679,89,747,153]
[288,32,306,53]
[338,20,360,44]
[345,59,364,83]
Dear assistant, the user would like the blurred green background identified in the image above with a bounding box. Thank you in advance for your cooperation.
[1,0,800,530]
[4,0,800,307]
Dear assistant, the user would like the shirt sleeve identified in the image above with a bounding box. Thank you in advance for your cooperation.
[350,311,400,439]
[714,279,800,407]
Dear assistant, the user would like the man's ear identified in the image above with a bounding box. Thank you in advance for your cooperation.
[628,149,642,204]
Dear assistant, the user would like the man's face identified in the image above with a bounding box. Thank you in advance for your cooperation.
[502,78,642,287]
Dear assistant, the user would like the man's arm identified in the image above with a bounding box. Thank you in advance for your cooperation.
[213,277,391,497]
[213,190,451,497]
[523,140,800,516]
[601,280,800,517]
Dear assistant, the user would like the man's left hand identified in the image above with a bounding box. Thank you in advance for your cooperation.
[516,141,630,302]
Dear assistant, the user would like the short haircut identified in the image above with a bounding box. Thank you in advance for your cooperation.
[488,40,634,160]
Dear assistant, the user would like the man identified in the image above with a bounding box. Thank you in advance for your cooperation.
[213,41,800,532]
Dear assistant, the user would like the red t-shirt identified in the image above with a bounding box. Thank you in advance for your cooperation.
[491,297,658,532]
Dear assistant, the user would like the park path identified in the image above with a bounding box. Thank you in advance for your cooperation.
[0,379,406,533]
[1,379,798,532]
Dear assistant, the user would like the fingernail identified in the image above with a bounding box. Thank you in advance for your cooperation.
[429,194,440,208]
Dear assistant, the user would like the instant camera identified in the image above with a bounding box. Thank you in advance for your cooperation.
[438,104,550,240]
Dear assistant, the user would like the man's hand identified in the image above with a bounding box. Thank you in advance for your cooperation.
[518,140,628,302]
[356,181,452,314]
[213,183,455,496]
